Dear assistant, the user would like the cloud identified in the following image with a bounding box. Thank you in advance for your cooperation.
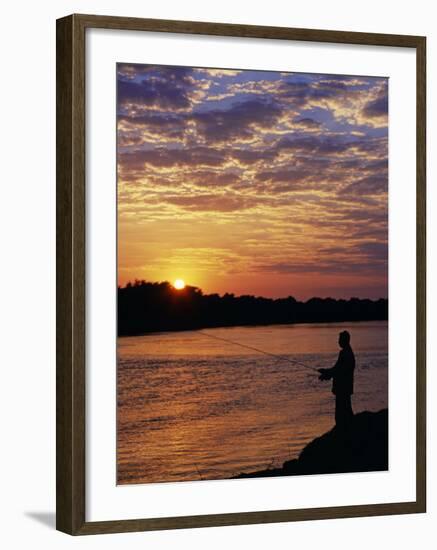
[165,193,258,212]
[275,134,385,157]
[361,84,388,118]
[196,68,243,78]
[292,117,322,129]
[190,99,283,143]
[119,146,226,171]
[117,65,388,298]
[341,175,388,196]
[362,95,388,118]
[254,260,385,276]
[357,241,388,261]
[118,66,195,111]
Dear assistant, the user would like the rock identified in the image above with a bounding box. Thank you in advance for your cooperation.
[234,409,388,479]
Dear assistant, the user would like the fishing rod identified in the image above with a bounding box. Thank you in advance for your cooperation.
[198,330,319,373]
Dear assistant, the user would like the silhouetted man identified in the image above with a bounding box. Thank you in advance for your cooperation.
[318,330,355,431]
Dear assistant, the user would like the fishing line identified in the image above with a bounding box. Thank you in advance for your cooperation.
[198,330,319,373]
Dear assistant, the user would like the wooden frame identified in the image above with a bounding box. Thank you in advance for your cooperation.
[56,13,426,535]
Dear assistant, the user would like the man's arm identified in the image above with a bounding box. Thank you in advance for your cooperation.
[319,351,343,380]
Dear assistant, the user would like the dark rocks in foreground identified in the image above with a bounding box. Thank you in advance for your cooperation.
[234,409,388,479]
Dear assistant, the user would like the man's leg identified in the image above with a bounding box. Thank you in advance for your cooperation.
[344,394,354,432]
[335,394,344,428]
[345,394,353,419]
[335,394,353,431]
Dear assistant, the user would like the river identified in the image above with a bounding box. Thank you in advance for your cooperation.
[117,321,388,484]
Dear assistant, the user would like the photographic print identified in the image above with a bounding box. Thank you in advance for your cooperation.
[116,63,389,485]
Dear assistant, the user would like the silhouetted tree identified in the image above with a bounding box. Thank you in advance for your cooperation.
[117,281,388,336]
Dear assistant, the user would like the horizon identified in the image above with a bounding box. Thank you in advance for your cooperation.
[119,279,388,302]
[117,64,388,301]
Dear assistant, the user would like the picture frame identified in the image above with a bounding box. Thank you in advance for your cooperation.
[56,13,426,535]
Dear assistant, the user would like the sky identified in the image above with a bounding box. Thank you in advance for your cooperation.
[117,64,388,300]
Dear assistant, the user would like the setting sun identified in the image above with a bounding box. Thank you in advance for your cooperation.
[173,278,186,290]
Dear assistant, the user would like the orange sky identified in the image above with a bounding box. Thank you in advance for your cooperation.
[117,65,388,300]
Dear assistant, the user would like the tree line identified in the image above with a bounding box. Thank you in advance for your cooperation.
[117,280,388,336]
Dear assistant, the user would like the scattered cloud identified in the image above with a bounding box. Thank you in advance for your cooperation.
[117,64,388,299]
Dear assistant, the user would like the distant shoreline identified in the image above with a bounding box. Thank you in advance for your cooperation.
[118,318,388,338]
[118,281,388,337]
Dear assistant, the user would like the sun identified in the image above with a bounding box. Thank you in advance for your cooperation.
[173,278,186,290]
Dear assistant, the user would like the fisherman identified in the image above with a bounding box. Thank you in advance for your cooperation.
[318,330,355,431]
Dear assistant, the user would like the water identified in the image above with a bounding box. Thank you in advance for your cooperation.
[117,321,388,484]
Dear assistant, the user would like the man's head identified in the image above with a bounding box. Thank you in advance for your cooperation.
[338,330,351,348]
